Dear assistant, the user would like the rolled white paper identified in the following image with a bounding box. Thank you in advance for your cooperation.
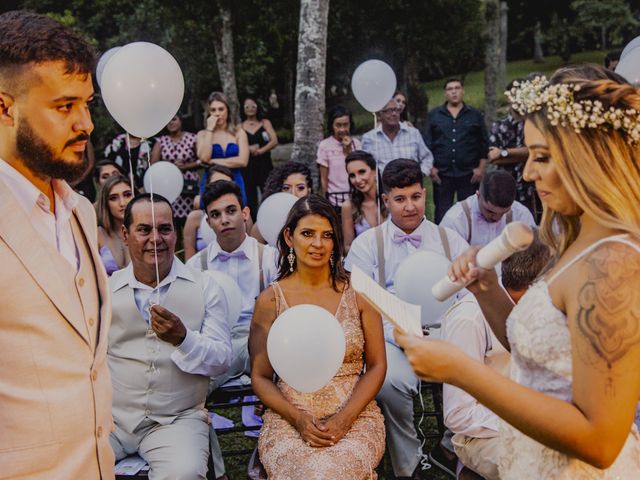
[431,222,534,301]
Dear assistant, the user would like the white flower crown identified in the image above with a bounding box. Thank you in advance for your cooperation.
[506,76,640,145]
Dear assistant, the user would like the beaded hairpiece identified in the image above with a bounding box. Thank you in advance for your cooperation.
[506,76,640,145]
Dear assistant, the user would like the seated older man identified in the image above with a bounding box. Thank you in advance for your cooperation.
[108,194,232,480]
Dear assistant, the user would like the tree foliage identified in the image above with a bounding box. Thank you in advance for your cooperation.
[571,0,639,51]
[5,0,500,146]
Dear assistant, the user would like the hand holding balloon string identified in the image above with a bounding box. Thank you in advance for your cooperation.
[149,303,187,346]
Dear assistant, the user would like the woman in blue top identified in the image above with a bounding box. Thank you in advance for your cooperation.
[196,91,249,204]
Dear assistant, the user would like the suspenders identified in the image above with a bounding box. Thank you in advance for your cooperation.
[461,198,513,243]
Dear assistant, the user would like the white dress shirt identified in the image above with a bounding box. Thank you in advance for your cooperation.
[113,258,232,377]
[186,235,279,333]
[345,217,468,342]
[441,294,511,438]
[361,123,434,175]
[0,158,79,269]
[440,193,536,246]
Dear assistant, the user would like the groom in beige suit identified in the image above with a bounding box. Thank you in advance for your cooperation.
[0,11,115,479]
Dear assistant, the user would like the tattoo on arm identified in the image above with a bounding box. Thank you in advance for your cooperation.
[575,244,640,387]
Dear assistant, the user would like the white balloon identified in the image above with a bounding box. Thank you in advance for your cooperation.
[95,47,121,87]
[101,41,184,138]
[616,47,640,86]
[351,60,397,112]
[267,304,345,393]
[395,250,456,328]
[143,161,183,204]
[203,270,242,329]
[256,192,298,246]
[621,36,640,60]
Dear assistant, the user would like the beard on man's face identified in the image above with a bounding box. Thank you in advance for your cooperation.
[15,117,89,182]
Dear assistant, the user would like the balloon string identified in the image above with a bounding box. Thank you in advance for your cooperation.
[373,112,381,226]
[145,142,161,306]
[126,132,135,192]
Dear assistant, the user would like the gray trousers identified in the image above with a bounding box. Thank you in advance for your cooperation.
[110,410,210,480]
[209,331,251,478]
[376,342,422,477]
[209,333,250,393]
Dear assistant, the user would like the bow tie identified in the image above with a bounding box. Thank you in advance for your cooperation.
[392,231,422,248]
[215,250,246,262]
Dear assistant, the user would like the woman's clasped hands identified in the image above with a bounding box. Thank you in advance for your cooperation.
[295,411,350,448]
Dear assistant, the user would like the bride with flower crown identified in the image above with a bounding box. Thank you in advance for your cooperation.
[396,64,640,479]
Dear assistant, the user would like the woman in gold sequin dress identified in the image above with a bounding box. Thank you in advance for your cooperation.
[250,194,386,479]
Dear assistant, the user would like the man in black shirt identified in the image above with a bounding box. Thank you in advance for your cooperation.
[424,78,489,223]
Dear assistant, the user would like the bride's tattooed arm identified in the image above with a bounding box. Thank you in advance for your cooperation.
[575,242,640,395]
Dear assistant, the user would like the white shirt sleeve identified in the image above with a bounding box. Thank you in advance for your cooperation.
[439,204,468,244]
[442,301,500,438]
[443,226,470,260]
[344,230,376,277]
[262,246,281,287]
[171,274,232,377]
[513,201,536,227]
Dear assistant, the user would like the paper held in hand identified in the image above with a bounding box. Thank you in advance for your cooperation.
[351,265,423,337]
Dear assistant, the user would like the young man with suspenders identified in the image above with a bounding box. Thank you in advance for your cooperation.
[440,169,535,247]
[346,159,469,479]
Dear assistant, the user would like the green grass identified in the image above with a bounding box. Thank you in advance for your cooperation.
[352,50,608,132]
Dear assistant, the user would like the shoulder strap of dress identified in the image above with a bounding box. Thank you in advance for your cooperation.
[547,234,638,285]
[270,281,289,312]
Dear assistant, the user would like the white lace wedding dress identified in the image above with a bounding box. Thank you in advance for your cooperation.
[498,236,640,479]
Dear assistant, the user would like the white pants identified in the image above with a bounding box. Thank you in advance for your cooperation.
[209,333,250,393]
[452,433,501,480]
[110,410,210,480]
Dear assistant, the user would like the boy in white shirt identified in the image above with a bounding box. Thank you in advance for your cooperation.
[186,180,279,389]
[442,232,550,479]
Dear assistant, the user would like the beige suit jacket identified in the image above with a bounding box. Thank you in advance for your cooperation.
[0,178,115,479]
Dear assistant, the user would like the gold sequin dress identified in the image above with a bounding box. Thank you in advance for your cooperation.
[258,282,386,479]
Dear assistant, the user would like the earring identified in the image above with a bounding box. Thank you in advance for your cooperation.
[288,247,296,272]
[329,252,335,269]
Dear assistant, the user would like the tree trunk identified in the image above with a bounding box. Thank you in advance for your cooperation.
[290,0,330,188]
[283,57,295,131]
[212,0,240,124]
[533,21,544,63]
[484,0,500,127]
[601,25,607,51]
[498,2,508,91]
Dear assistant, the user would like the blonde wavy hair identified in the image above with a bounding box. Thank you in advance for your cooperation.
[207,91,237,134]
[525,65,640,259]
